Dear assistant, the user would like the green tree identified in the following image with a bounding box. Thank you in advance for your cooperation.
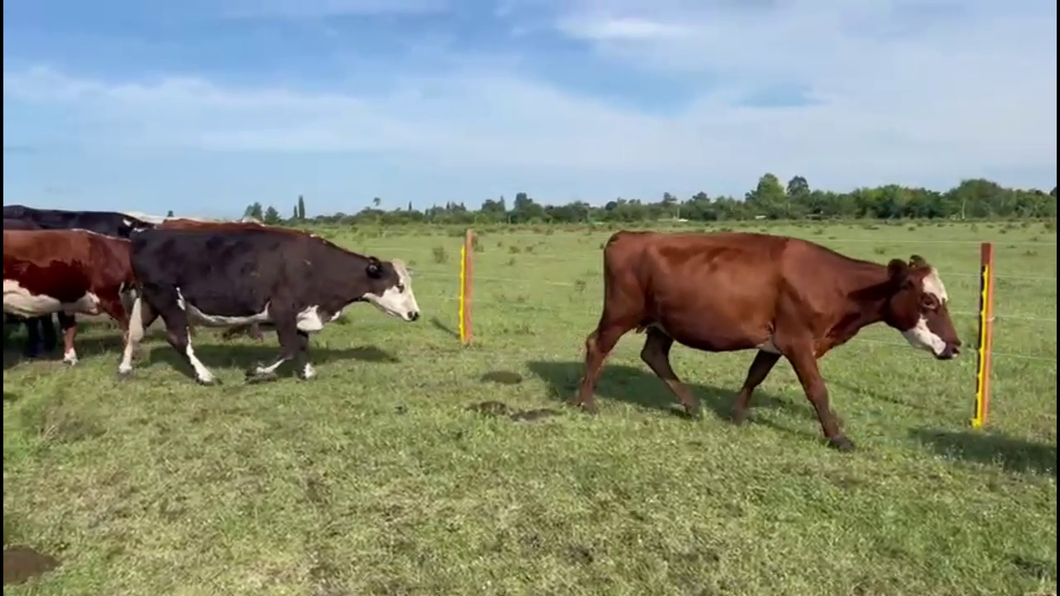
[166,209,174,217]
[297,195,306,220]
[263,205,282,225]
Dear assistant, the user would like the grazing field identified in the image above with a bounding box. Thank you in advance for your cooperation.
[3,220,1057,596]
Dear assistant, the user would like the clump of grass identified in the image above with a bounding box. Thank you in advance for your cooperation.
[432,246,449,264]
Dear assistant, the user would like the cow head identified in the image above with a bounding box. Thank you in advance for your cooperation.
[362,257,421,322]
[884,255,962,360]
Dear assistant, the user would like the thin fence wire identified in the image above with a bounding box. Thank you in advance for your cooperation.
[409,291,1056,364]
[357,234,1058,364]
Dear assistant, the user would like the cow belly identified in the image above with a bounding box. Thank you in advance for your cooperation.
[3,279,100,317]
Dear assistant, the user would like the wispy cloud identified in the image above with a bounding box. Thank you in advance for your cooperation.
[2,0,1055,213]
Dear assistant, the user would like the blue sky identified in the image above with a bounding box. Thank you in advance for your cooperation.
[3,0,1056,218]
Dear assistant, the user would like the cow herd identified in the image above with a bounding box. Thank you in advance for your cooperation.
[4,204,962,451]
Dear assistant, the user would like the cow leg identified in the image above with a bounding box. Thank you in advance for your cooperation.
[118,293,157,376]
[151,291,219,385]
[575,320,633,413]
[639,327,701,418]
[58,313,79,365]
[731,350,783,424]
[784,348,853,452]
[245,317,299,384]
[39,315,58,354]
[22,316,44,358]
[294,331,314,380]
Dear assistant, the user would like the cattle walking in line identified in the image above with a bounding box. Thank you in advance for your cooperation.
[576,231,962,452]
[3,206,153,357]
[3,229,137,365]
[119,226,420,384]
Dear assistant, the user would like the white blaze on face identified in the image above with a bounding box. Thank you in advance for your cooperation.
[363,259,421,321]
[900,267,949,356]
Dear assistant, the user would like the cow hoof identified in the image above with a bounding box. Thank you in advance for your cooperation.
[245,370,277,384]
[827,435,856,453]
[571,401,598,415]
[731,408,749,426]
[683,402,703,420]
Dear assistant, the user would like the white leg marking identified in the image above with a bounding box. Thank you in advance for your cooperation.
[254,359,287,376]
[119,293,145,375]
[302,363,316,379]
[63,348,79,365]
[184,329,216,383]
[901,316,947,357]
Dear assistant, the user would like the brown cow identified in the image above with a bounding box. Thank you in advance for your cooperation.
[3,229,136,366]
[576,231,962,452]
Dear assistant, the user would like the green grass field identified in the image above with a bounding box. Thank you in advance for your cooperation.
[3,220,1057,596]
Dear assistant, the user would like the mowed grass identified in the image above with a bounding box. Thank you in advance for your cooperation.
[3,220,1056,596]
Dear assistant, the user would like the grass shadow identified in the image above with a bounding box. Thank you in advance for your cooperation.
[910,428,1057,477]
[525,360,813,424]
[430,316,459,339]
[144,343,400,380]
[3,333,128,370]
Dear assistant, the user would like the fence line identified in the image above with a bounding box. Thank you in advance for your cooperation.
[445,231,1055,429]
[415,290,1058,326]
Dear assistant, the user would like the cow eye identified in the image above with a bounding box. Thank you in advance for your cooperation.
[920,295,938,310]
[397,283,406,293]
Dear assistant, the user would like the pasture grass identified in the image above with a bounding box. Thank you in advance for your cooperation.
[3,220,1057,596]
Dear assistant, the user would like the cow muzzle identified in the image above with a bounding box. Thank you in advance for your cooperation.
[935,342,960,360]
[406,311,420,322]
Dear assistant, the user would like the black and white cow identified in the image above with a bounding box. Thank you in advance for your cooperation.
[3,205,155,238]
[119,226,420,384]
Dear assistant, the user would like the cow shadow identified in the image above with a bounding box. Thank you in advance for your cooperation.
[430,316,459,339]
[3,333,128,370]
[143,343,399,380]
[909,428,1057,477]
[524,360,814,424]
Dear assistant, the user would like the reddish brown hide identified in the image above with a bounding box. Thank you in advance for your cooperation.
[577,230,962,452]
[3,229,136,365]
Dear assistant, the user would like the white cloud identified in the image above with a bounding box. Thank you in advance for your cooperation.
[3,0,1056,193]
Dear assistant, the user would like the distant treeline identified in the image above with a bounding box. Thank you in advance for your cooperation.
[234,174,1057,226]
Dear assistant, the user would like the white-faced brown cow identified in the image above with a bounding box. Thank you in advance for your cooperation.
[3,229,136,365]
[577,230,962,452]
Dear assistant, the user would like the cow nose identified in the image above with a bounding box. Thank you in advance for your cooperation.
[408,311,420,322]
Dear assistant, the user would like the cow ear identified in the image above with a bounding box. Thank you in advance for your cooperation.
[887,259,912,288]
[366,256,382,279]
[908,254,928,268]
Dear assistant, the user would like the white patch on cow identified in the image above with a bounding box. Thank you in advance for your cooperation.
[253,359,286,376]
[302,363,316,379]
[175,288,271,327]
[63,347,78,365]
[902,318,948,356]
[362,259,421,322]
[328,309,344,323]
[122,218,133,228]
[3,279,101,317]
[901,267,950,357]
[755,336,782,354]
[921,267,949,303]
[296,306,325,333]
[185,331,216,384]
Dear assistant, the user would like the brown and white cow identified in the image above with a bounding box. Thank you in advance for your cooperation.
[3,229,136,365]
[577,230,962,452]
